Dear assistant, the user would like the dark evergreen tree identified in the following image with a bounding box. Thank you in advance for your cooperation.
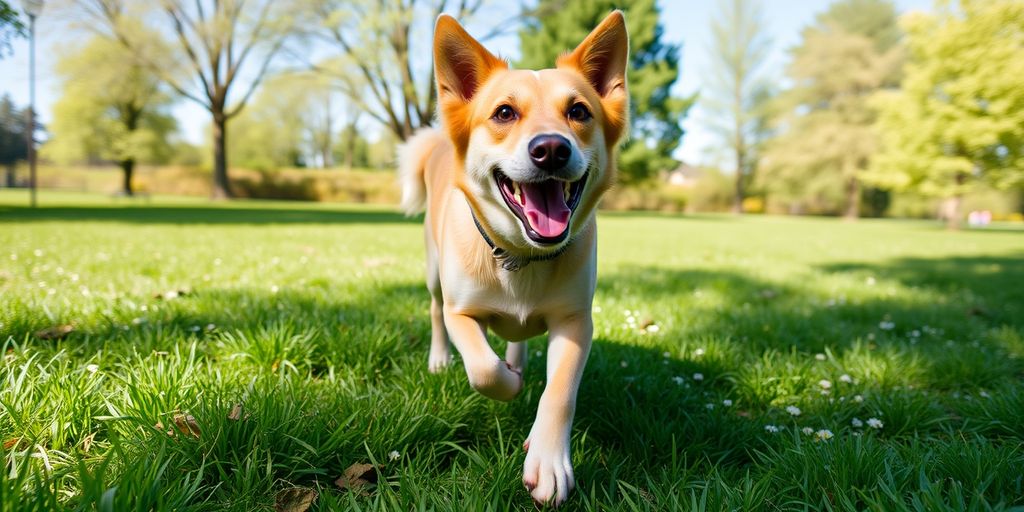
[519,0,694,183]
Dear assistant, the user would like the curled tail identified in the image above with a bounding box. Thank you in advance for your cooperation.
[397,128,444,216]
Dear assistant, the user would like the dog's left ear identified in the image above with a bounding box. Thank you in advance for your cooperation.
[558,10,629,142]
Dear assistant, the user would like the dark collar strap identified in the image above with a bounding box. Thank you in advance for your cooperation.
[469,205,571,272]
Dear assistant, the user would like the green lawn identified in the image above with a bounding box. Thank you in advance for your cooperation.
[2,190,1023,511]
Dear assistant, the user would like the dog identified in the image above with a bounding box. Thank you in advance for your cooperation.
[398,11,628,506]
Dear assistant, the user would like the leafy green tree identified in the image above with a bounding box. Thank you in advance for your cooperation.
[334,121,370,170]
[44,34,176,195]
[759,0,902,218]
[0,0,23,58]
[223,75,311,171]
[866,0,1024,228]
[703,0,773,212]
[74,0,301,198]
[518,0,694,183]
[0,94,28,186]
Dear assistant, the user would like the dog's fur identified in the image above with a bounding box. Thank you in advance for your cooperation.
[398,11,629,506]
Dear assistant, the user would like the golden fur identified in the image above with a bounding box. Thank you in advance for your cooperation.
[398,11,629,507]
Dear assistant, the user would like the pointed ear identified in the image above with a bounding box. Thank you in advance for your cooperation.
[557,10,629,98]
[433,15,506,103]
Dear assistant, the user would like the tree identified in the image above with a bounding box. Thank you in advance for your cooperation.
[223,74,308,171]
[518,0,694,183]
[759,0,902,218]
[0,0,24,58]
[866,0,1024,229]
[0,94,28,186]
[703,0,772,213]
[45,34,176,195]
[302,0,520,142]
[74,0,300,198]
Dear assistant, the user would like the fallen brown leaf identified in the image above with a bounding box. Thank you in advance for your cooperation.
[335,462,381,495]
[172,414,201,438]
[227,403,243,421]
[274,487,318,512]
[81,432,97,452]
[35,324,74,340]
[3,437,21,450]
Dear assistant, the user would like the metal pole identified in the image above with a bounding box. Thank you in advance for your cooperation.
[28,13,37,208]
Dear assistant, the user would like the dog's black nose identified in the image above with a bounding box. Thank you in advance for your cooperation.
[528,134,572,172]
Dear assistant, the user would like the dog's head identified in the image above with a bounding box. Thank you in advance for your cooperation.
[434,11,629,252]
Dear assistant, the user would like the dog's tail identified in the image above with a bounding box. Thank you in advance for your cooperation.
[397,128,443,216]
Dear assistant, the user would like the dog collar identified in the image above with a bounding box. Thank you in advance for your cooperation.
[468,205,571,272]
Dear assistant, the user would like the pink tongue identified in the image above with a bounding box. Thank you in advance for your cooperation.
[521,181,570,238]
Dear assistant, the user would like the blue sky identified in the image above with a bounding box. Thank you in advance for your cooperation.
[0,0,934,165]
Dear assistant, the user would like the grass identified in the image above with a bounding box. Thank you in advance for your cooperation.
[1,190,1023,511]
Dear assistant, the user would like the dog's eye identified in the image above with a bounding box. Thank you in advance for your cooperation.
[567,103,592,122]
[491,105,518,123]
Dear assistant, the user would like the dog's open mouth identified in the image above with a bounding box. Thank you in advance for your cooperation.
[495,170,587,244]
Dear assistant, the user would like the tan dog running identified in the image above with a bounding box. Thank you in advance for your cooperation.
[398,11,629,507]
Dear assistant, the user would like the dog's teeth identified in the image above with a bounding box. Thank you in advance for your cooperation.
[513,182,524,205]
[564,182,571,202]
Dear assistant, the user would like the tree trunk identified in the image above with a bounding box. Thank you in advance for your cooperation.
[120,158,135,196]
[345,123,356,170]
[4,164,14,188]
[843,176,860,220]
[732,152,745,214]
[212,113,232,199]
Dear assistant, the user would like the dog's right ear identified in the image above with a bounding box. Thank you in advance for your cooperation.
[434,15,507,150]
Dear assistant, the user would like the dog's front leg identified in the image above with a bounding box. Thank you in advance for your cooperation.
[443,310,523,401]
[523,313,592,507]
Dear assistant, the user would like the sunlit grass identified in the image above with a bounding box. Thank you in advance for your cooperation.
[2,190,1023,510]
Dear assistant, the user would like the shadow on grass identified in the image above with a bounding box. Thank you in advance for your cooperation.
[0,204,417,225]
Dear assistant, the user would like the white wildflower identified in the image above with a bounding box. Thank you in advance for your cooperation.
[692,373,704,381]
[851,418,863,428]
[815,429,834,441]
[764,425,780,433]
[866,418,883,429]
[694,348,705,357]
[85,364,99,374]
[672,376,684,385]
[815,353,826,361]
[818,379,832,389]
[839,374,853,384]
[786,405,802,416]
[388,450,400,461]
[853,395,864,403]
[722,399,733,407]
[620,360,628,368]
[705,403,714,410]
[802,427,814,436]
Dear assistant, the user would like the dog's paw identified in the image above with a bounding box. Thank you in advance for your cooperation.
[467,360,522,401]
[428,351,452,373]
[522,437,574,507]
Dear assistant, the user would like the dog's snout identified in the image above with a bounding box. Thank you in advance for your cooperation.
[528,135,572,172]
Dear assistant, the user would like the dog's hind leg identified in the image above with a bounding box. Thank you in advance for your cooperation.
[426,239,452,373]
[428,295,452,372]
[505,342,528,374]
